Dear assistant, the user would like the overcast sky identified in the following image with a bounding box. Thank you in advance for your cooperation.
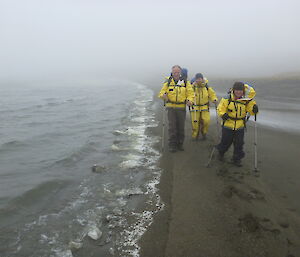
[1,0,300,82]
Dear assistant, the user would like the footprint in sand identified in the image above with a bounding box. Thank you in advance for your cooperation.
[238,213,260,233]
[217,167,228,176]
[222,185,265,202]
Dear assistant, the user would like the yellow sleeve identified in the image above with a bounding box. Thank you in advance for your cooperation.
[208,87,218,102]
[217,98,228,117]
[186,81,195,102]
[158,82,169,99]
[248,87,256,99]
[246,99,257,116]
[244,84,256,99]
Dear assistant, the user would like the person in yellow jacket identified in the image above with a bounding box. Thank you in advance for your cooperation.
[190,73,218,140]
[216,82,258,166]
[158,65,194,152]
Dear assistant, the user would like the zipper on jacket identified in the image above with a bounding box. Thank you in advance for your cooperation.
[176,85,178,103]
[234,102,237,130]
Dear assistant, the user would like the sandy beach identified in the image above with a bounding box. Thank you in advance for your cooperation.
[140,81,300,257]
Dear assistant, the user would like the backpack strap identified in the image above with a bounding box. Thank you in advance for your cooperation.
[167,76,187,87]
[165,76,187,105]
[223,94,247,127]
[167,76,173,87]
[222,94,232,126]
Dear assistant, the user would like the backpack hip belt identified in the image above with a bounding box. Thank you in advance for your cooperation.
[167,100,186,104]
[193,102,209,107]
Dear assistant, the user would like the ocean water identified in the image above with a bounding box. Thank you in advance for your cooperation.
[256,96,300,134]
[0,80,163,257]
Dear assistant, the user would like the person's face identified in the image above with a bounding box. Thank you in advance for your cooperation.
[196,78,203,85]
[172,67,181,80]
[234,90,244,98]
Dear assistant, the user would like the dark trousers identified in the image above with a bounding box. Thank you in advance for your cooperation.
[167,108,186,148]
[217,127,245,161]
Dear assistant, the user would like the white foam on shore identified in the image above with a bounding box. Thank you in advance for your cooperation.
[115,188,144,197]
[114,84,164,257]
[117,170,164,257]
[119,159,140,169]
[119,153,143,169]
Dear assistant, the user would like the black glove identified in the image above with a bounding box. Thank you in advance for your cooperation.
[222,113,229,121]
[253,104,258,114]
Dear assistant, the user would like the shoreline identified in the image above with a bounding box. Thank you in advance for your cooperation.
[138,94,174,256]
[139,95,300,256]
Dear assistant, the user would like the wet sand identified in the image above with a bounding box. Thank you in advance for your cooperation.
[140,98,300,256]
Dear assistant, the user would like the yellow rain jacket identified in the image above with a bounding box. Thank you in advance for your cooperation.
[158,77,195,108]
[192,78,218,111]
[217,92,257,130]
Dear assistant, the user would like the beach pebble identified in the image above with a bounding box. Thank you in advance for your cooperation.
[87,227,102,240]
[91,164,106,173]
[68,240,83,250]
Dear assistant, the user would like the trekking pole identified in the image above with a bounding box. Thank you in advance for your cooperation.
[189,95,197,139]
[254,114,258,172]
[161,100,166,152]
[206,146,215,167]
[214,102,221,139]
[206,102,219,167]
[188,105,192,137]
[193,97,200,138]
[199,111,203,138]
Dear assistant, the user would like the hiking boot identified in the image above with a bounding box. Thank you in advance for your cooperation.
[169,146,177,153]
[201,134,207,141]
[177,144,184,151]
[231,158,242,167]
[217,151,224,162]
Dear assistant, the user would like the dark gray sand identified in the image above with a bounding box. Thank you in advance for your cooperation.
[140,104,300,257]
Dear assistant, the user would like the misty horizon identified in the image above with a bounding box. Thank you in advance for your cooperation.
[1,0,300,83]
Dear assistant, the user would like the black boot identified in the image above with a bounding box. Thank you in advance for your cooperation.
[231,158,242,167]
[217,151,224,162]
[169,145,177,153]
[177,144,184,151]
